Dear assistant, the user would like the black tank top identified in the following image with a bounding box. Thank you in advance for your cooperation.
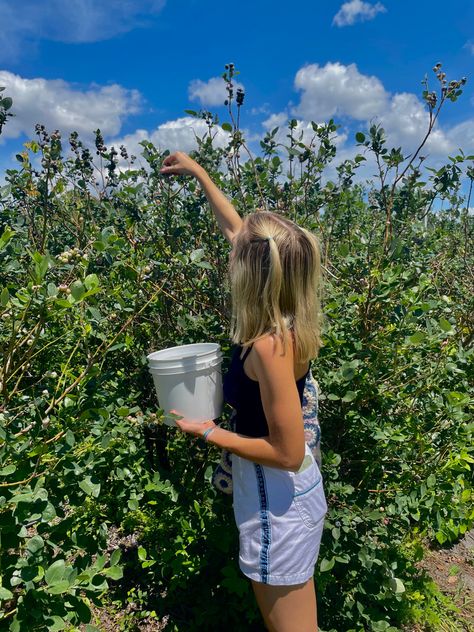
[222,343,310,437]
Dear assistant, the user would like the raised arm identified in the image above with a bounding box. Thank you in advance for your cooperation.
[160,151,243,244]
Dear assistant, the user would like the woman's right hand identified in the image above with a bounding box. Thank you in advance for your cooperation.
[160,151,203,178]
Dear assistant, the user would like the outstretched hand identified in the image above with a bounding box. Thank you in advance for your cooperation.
[170,409,216,439]
[160,152,202,178]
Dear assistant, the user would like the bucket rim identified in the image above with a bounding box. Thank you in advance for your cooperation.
[147,342,221,363]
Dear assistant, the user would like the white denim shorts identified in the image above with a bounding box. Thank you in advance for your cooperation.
[232,443,327,586]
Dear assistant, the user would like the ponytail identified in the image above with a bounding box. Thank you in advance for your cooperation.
[252,233,293,354]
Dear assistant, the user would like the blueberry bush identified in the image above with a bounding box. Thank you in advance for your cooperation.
[0,64,473,631]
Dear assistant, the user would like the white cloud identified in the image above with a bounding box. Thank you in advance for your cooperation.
[378,92,453,156]
[292,62,389,121]
[188,76,245,107]
[0,71,141,143]
[287,61,474,159]
[463,40,474,55]
[111,116,232,159]
[446,119,474,153]
[261,62,474,188]
[0,0,166,61]
[250,103,271,116]
[262,112,289,131]
[333,0,386,27]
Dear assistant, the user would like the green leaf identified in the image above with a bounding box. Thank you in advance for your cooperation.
[389,577,406,594]
[54,298,73,308]
[42,501,57,521]
[320,557,335,572]
[84,274,100,290]
[195,261,213,269]
[75,599,92,623]
[2,97,13,110]
[190,248,205,262]
[355,132,366,143]
[184,110,197,116]
[222,122,233,132]
[47,282,58,297]
[45,616,67,631]
[46,580,71,594]
[0,286,9,306]
[0,586,13,600]
[438,317,453,332]
[342,391,357,402]
[79,476,101,498]
[27,535,45,553]
[45,559,66,585]
[20,565,40,582]
[94,555,107,571]
[408,331,426,344]
[33,253,50,281]
[92,240,106,252]
[102,566,123,580]
[70,280,85,301]
[0,464,16,475]
[0,226,15,250]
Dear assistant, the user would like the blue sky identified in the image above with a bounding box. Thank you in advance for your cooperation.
[0,0,473,188]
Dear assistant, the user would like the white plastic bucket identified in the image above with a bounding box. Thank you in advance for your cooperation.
[147,343,223,426]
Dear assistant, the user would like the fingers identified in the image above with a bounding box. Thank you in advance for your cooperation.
[162,154,177,167]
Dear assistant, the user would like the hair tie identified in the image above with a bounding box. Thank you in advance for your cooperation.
[249,236,274,244]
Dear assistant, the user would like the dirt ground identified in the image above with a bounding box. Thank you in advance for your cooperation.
[423,530,473,628]
[405,529,474,631]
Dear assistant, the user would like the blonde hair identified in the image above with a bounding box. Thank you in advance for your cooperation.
[229,211,324,363]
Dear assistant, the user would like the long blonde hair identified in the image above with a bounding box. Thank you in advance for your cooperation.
[229,211,324,363]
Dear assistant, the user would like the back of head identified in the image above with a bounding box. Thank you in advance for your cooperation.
[229,211,324,363]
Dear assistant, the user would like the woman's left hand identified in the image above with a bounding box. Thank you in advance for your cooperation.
[170,410,216,438]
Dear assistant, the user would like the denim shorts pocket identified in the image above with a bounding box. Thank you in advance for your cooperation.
[291,458,327,529]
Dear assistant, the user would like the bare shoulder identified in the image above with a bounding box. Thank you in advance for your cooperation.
[252,332,294,376]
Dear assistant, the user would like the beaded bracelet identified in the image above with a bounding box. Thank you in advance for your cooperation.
[203,426,217,442]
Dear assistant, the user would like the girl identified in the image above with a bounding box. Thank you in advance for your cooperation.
[160,152,327,632]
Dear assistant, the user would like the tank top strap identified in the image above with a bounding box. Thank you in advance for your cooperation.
[240,344,253,363]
